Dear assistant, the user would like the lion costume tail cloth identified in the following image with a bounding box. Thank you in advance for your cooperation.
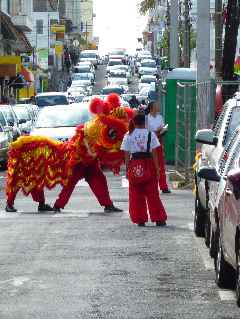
[6,94,135,201]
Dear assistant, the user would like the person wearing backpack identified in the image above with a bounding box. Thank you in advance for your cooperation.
[121,112,167,227]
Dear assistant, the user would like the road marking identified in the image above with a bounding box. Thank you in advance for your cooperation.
[0,276,30,288]
[122,176,129,188]
[76,180,89,187]
[218,289,236,301]
[52,212,89,218]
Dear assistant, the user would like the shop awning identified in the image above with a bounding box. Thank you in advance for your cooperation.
[20,66,34,82]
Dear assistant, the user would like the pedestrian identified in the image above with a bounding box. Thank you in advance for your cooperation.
[64,48,72,73]
[121,112,167,227]
[146,101,171,193]
[8,94,16,105]
[129,95,140,108]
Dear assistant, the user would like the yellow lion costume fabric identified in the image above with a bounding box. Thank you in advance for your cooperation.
[6,94,134,201]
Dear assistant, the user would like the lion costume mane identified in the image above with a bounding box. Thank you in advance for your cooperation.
[6,94,134,200]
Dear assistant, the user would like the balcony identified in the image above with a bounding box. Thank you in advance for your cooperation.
[12,15,33,32]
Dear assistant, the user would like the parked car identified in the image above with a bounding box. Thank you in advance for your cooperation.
[194,94,240,246]
[197,129,240,306]
[101,85,126,95]
[107,70,128,91]
[138,75,157,92]
[0,122,13,168]
[106,59,123,74]
[13,105,33,134]
[30,104,92,141]
[71,73,94,86]
[0,105,21,141]
[79,50,99,68]
[35,92,69,108]
[138,59,158,77]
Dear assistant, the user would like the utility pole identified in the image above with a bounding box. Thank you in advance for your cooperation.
[196,0,211,129]
[85,21,88,49]
[215,0,223,80]
[169,0,179,68]
[183,0,191,67]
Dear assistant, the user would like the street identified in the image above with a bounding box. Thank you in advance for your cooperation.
[0,67,240,318]
[0,172,240,318]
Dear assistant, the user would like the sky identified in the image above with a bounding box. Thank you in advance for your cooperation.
[93,0,147,54]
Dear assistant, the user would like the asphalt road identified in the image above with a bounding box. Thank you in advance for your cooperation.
[0,69,240,317]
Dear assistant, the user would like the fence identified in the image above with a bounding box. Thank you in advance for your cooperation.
[175,81,196,183]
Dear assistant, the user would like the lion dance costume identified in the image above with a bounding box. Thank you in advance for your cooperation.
[6,94,134,212]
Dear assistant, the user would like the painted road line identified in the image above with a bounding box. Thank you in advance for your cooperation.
[188,223,214,271]
[122,176,129,188]
[76,180,89,187]
[218,289,236,301]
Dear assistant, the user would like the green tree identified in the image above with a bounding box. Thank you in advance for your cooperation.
[139,0,156,15]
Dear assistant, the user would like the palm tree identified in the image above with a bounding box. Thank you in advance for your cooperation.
[139,0,156,14]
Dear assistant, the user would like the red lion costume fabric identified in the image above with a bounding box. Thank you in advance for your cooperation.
[6,94,134,202]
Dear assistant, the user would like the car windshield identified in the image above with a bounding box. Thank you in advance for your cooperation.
[108,60,122,66]
[101,87,124,95]
[141,62,156,68]
[73,67,90,73]
[80,53,97,59]
[1,108,15,124]
[35,95,69,107]
[225,107,240,145]
[141,77,156,83]
[0,111,7,126]
[72,73,91,80]
[109,72,126,78]
[13,107,31,121]
[35,107,92,128]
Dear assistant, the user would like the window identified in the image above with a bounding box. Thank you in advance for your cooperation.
[223,107,240,146]
[36,20,43,34]
[33,0,47,12]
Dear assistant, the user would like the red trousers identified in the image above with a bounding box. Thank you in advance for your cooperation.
[129,177,167,224]
[54,162,112,209]
[7,188,45,206]
[158,145,169,190]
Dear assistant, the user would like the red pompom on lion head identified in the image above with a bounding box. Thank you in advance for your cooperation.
[106,93,121,109]
[89,97,110,115]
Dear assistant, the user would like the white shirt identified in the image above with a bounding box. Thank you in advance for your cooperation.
[121,128,160,154]
[147,114,164,132]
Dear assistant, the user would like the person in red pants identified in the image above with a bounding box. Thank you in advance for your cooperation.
[146,101,171,193]
[121,112,167,226]
[53,160,122,213]
[5,161,122,213]
[6,188,53,212]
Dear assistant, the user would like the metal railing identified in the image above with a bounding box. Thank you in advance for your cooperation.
[175,81,196,183]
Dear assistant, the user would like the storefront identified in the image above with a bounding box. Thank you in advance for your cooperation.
[0,11,34,102]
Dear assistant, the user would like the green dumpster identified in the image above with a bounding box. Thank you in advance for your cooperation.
[164,68,196,164]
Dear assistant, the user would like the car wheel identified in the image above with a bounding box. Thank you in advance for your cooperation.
[209,229,217,259]
[194,196,205,237]
[215,230,235,289]
[204,210,211,247]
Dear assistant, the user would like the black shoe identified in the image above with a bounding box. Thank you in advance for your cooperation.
[138,223,146,227]
[104,204,123,213]
[5,204,17,212]
[53,206,61,213]
[38,203,54,212]
[162,189,171,194]
[156,221,167,227]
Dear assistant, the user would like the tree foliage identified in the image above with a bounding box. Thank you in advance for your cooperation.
[139,0,156,15]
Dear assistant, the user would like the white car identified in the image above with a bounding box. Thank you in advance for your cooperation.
[79,50,99,68]
[13,105,33,134]
[31,104,92,142]
[106,59,123,74]
[110,65,132,83]
[138,59,158,77]
[107,70,129,92]
[138,75,157,92]
[72,72,94,85]
[35,92,69,108]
